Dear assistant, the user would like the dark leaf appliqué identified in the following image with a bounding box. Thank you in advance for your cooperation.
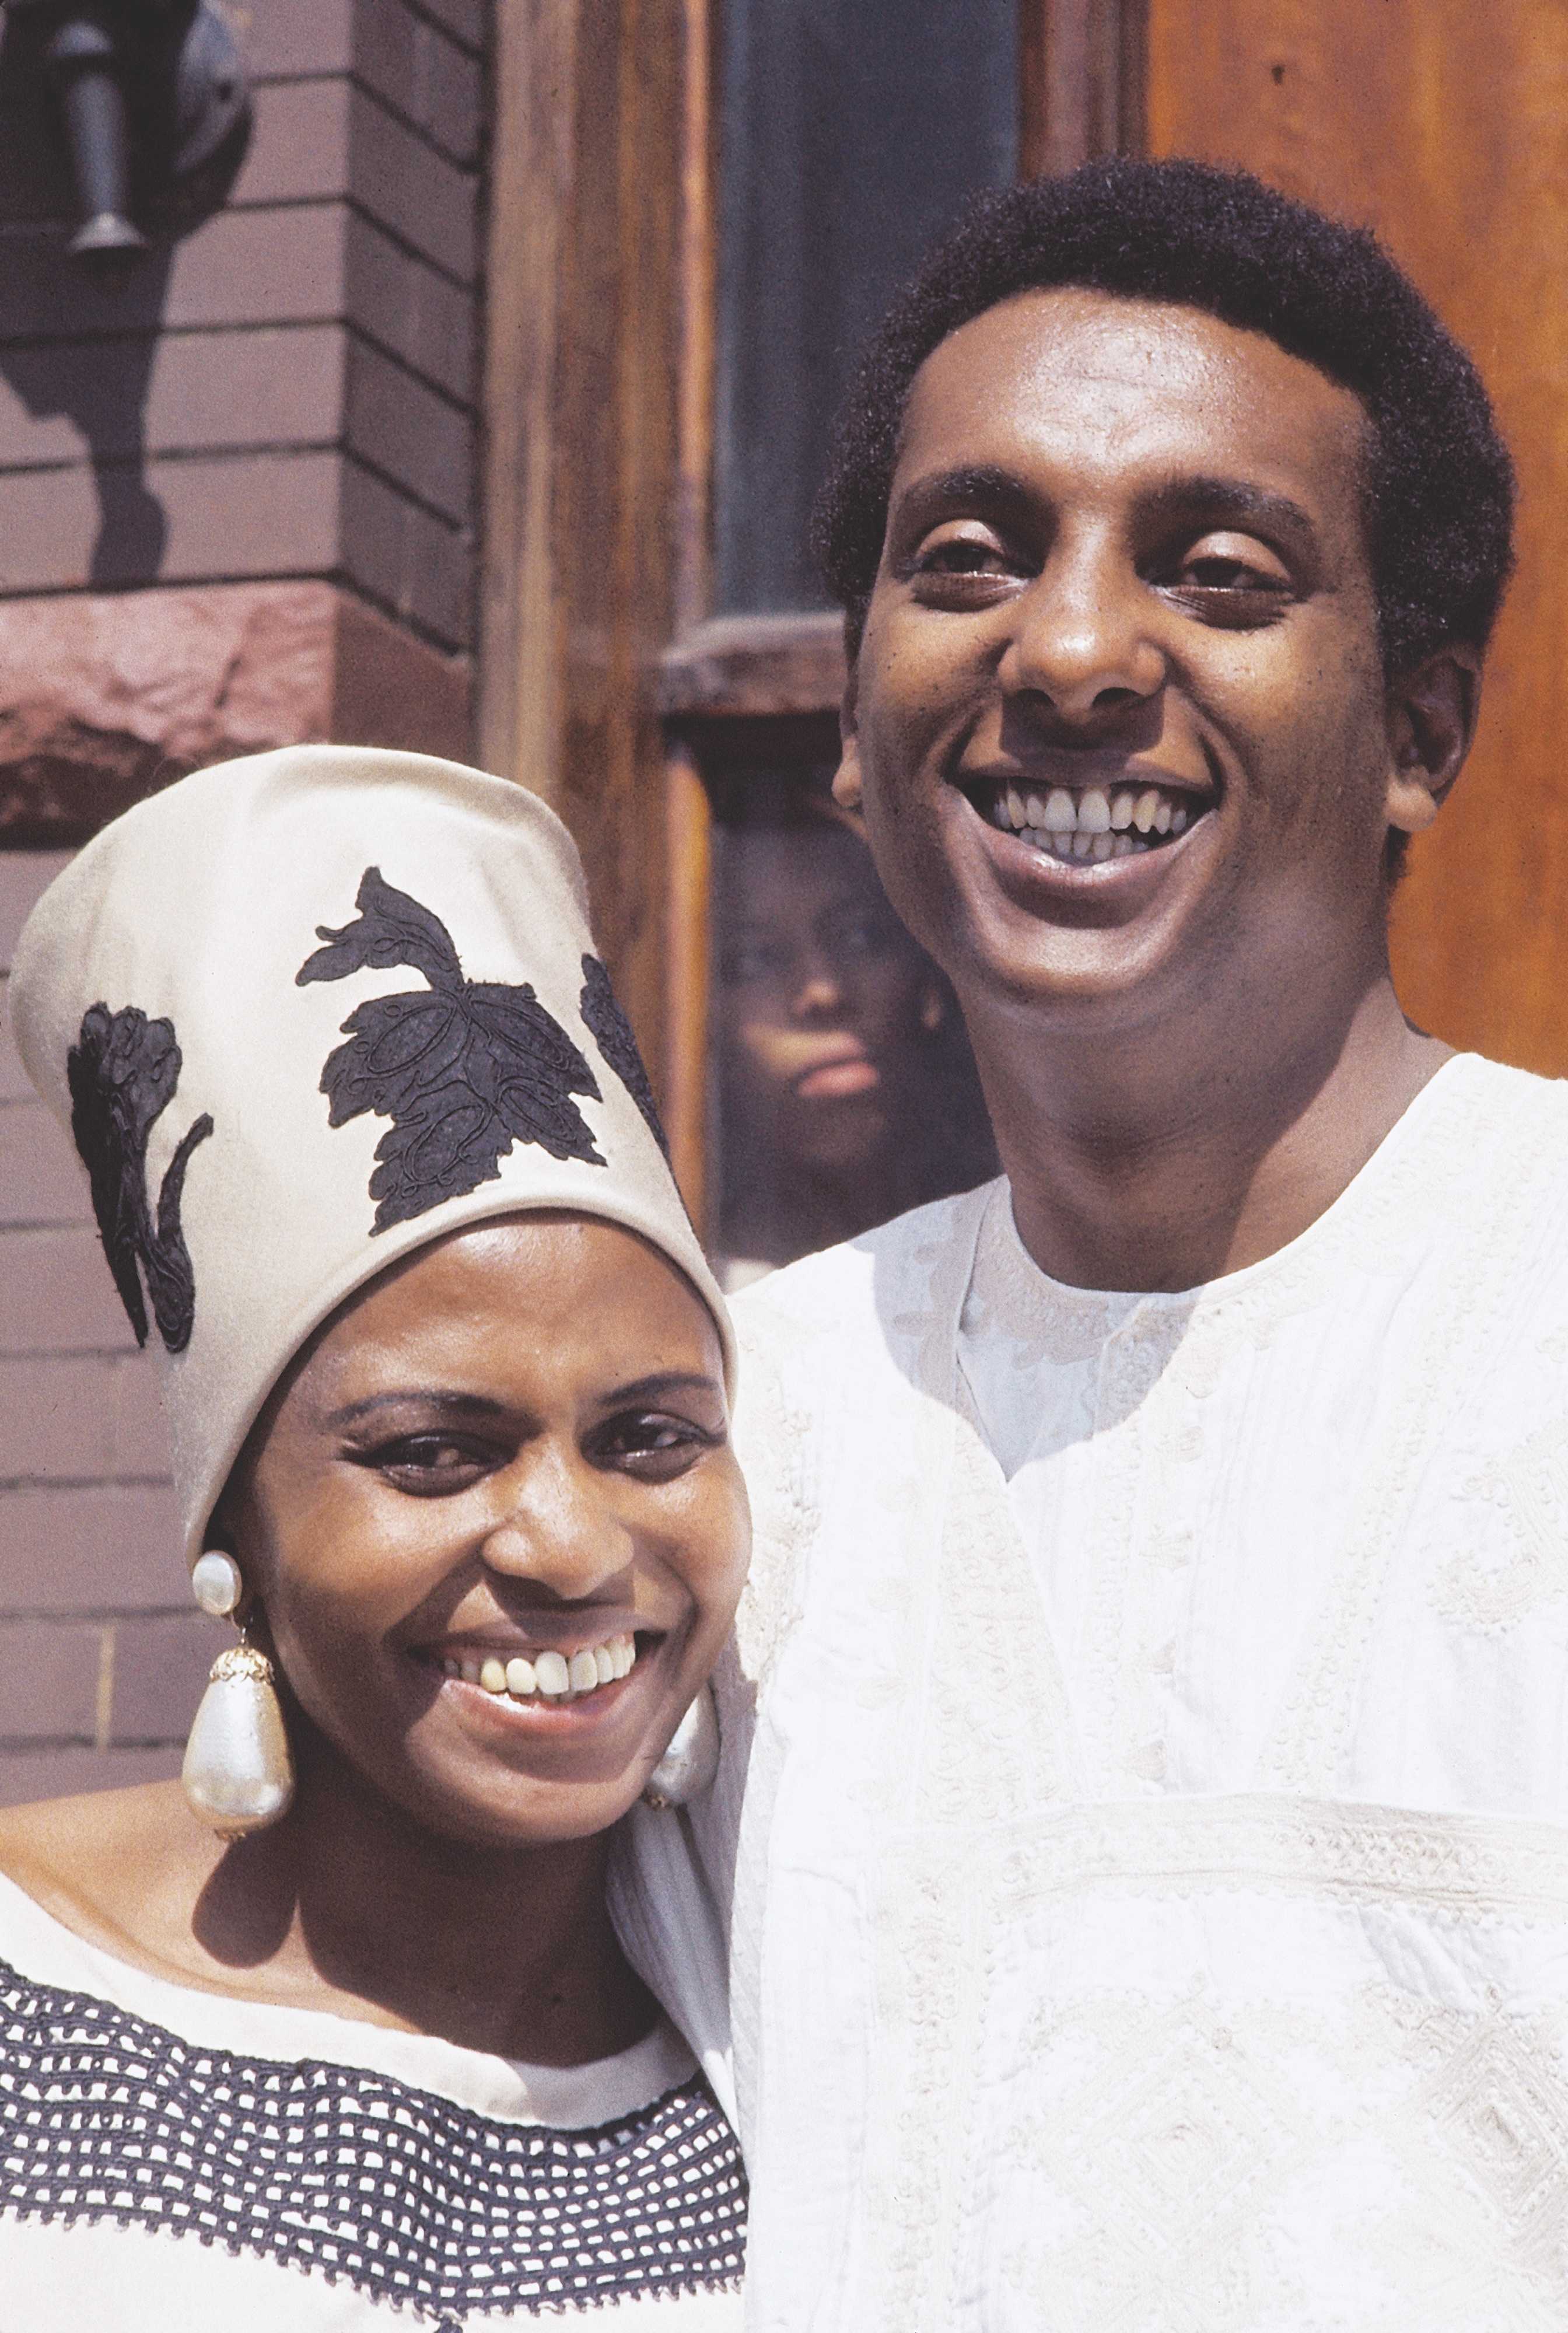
[579,953,670,1159]
[297,866,606,1232]
[66,1004,214,1353]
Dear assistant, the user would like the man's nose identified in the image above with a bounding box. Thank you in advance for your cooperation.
[1002,536,1166,723]
[478,1446,635,1603]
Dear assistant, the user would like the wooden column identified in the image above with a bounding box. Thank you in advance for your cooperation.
[1019,0,1146,174]
[479,0,710,1111]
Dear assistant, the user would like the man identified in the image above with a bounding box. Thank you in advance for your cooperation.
[628,159,1568,2325]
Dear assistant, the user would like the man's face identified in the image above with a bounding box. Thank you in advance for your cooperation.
[836,289,1407,1039]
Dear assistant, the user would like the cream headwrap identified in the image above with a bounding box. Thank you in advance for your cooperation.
[9,745,732,1566]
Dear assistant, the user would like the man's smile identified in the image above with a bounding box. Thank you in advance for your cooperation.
[965,770,1215,868]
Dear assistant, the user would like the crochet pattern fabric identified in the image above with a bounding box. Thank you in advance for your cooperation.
[0,1957,747,2317]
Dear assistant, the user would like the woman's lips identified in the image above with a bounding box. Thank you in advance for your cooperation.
[412,1631,659,1740]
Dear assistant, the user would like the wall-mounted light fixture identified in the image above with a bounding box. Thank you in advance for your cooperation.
[3,0,251,265]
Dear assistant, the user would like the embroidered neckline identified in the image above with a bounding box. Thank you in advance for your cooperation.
[0,1955,746,2316]
[0,1870,690,2129]
[989,1051,1486,1313]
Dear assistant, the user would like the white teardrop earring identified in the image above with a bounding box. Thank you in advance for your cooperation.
[641,1683,720,1810]
[182,1550,295,1839]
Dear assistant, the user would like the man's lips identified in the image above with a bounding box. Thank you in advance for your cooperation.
[960,767,1216,870]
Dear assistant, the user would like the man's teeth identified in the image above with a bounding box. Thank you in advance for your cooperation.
[988,782,1197,862]
[442,1632,637,1704]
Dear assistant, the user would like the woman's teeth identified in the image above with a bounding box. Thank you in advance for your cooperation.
[988,782,1199,863]
[440,1633,637,1704]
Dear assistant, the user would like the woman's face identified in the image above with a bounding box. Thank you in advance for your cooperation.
[716,822,935,1175]
[226,1215,748,1848]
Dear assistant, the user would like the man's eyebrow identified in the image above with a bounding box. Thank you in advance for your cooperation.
[889,466,1321,550]
[1142,475,1320,544]
[890,464,1035,524]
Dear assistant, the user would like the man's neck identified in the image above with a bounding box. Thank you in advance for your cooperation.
[970,968,1450,1295]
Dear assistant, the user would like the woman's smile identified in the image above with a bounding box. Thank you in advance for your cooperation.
[230,1213,748,1844]
[408,1625,663,1739]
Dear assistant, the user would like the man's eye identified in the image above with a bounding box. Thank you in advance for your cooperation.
[912,533,1017,581]
[1155,530,1295,620]
[1178,555,1287,592]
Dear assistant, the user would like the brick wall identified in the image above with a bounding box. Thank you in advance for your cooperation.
[1,851,227,1807]
[0,0,485,649]
[0,0,492,1796]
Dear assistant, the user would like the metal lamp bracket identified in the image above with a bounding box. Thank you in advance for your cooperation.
[3,0,251,265]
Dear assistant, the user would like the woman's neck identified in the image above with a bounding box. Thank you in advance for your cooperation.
[0,1743,657,2068]
[208,1749,656,2062]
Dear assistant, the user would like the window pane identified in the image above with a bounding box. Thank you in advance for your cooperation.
[715,0,1018,614]
[707,756,999,1285]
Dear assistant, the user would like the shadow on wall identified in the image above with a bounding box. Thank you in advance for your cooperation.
[0,278,174,583]
[0,16,183,586]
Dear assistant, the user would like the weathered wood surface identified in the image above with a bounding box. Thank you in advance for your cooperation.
[1019,0,1146,175]
[659,612,848,719]
[479,0,706,1094]
[1147,0,1568,1072]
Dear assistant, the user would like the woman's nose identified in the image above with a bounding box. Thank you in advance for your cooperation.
[1002,539,1166,723]
[478,1448,634,1602]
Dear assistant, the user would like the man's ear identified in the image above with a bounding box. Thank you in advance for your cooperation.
[1384,645,1482,835]
[832,660,863,814]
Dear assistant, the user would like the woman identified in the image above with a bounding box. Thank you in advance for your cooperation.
[0,744,749,2323]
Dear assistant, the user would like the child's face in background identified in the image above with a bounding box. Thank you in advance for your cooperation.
[715,821,937,1177]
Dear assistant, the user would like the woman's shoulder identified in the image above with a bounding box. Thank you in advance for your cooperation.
[0,1773,224,1978]
[0,1779,209,1960]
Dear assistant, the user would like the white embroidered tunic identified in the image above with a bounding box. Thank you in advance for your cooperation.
[0,1869,746,2325]
[666,1054,1568,2331]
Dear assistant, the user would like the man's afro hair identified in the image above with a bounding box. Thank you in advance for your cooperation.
[814,157,1514,673]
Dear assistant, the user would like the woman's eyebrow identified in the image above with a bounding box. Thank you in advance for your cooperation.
[324,1390,507,1429]
[602,1370,723,1406]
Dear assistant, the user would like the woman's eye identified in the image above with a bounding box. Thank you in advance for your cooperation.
[365,1435,495,1495]
[590,1411,719,1480]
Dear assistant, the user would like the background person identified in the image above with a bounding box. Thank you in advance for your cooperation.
[0,746,748,2325]
[635,160,1568,2327]
[711,779,994,1281]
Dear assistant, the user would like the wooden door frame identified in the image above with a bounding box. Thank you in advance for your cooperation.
[478,0,1147,1230]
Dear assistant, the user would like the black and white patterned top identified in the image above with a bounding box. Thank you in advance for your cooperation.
[0,1873,745,2326]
